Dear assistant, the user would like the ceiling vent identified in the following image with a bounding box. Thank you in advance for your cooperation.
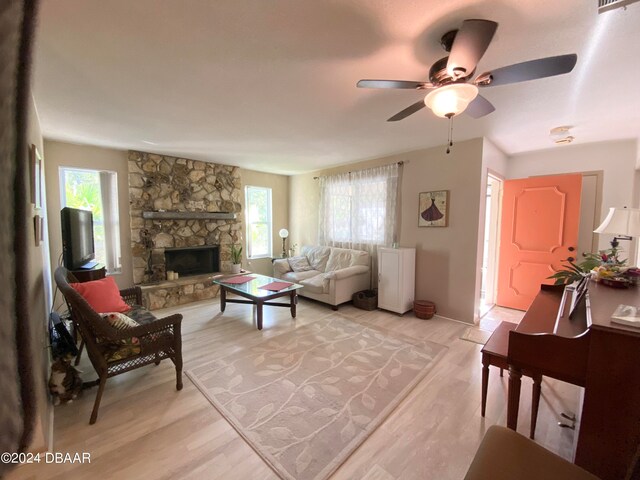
[598,0,640,13]
[550,126,575,145]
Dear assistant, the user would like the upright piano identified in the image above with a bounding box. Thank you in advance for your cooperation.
[507,281,640,480]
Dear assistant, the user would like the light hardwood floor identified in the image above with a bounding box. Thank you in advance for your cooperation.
[9,298,580,480]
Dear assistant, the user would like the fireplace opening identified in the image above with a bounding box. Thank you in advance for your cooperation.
[165,245,220,277]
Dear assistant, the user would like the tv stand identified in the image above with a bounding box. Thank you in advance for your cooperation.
[78,260,99,270]
[71,264,105,283]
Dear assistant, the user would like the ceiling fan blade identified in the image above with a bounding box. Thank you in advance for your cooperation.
[464,94,495,118]
[447,19,498,78]
[387,100,426,122]
[478,54,578,87]
[357,79,432,90]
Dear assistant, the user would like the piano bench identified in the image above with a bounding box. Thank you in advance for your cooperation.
[464,425,598,480]
[481,321,542,439]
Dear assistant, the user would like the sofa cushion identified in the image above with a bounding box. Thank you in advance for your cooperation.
[273,259,292,276]
[287,255,313,272]
[325,248,370,272]
[351,250,370,267]
[282,270,322,283]
[97,312,141,362]
[302,246,331,272]
[324,265,369,280]
[300,274,329,294]
[103,311,138,330]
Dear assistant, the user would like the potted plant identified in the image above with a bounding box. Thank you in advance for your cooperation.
[548,248,628,285]
[230,244,242,274]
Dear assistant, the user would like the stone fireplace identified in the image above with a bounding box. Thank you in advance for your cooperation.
[128,151,242,308]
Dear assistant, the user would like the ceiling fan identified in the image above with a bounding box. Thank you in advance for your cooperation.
[357,19,578,123]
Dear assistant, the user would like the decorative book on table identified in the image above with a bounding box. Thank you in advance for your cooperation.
[611,304,640,328]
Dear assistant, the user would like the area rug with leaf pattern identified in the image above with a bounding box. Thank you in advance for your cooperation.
[186,314,447,480]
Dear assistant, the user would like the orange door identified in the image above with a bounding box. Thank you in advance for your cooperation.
[496,174,582,311]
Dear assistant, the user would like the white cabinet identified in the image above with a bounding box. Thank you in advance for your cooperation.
[378,247,416,314]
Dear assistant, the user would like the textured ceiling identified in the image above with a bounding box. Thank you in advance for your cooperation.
[33,0,640,174]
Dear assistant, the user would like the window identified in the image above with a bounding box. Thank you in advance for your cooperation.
[59,167,121,273]
[245,186,272,259]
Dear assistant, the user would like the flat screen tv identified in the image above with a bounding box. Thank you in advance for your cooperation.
[61,207,96,270]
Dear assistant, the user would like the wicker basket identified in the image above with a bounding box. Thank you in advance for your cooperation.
[352,289,378,310]
[414,300,436,319]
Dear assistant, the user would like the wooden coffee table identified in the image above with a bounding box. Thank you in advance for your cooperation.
[212,273,303,330]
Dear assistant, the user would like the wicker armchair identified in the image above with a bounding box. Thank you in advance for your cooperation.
[54,267,183,424]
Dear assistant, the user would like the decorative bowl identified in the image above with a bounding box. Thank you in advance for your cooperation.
[601,277,630,289]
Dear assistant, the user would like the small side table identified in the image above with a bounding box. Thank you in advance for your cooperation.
[70,264,106,283]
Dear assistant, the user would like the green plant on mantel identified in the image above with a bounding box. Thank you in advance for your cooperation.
[230,244,242,265]
[548,248,626,285]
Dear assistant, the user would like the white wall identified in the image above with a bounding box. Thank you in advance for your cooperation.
[507,140,637,253]
[482,138,509,177]
[25,96,52,452]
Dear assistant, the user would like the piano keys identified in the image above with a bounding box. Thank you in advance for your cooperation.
[506,281,640,480]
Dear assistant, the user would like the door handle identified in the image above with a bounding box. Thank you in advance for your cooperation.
[567,257,575,262]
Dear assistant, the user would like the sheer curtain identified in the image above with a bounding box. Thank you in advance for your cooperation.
[99,171,121,273]
[318,163,401,259]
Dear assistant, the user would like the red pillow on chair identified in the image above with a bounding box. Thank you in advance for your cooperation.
[70,276,130,313]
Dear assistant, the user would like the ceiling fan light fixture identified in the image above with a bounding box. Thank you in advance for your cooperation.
[424,84,479,118]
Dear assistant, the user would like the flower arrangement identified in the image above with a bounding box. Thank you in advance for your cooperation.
[590,248,626,280]
[230,244,242,265]
[549,246,640,286]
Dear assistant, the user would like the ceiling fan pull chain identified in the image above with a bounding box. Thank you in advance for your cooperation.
[446,114,454,154]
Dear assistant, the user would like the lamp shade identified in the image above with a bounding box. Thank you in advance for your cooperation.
[594,207,640,236]
[278,228,289,239]
[424,84,479,118]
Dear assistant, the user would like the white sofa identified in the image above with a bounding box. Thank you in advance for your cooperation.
[273,245,371,309]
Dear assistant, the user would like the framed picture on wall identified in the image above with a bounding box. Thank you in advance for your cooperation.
[33,214,41,247]
[29,143,42,208]
[418,190,449,227]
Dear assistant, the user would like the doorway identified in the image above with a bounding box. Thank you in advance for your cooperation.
[480,171,602,316]
[480,174,503,317]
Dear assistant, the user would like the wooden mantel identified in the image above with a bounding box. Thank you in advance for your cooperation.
[142,211,237,220]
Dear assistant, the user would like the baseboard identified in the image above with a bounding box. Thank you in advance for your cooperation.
[46,402,54,452]
[432,313,475,326]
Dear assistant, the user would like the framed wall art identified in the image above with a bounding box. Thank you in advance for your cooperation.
[33,214,42,246]
[29,143,42,208]
[418,190,449,227]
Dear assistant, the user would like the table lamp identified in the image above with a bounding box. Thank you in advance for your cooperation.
[594,207,640,248]
[279,228,289,258]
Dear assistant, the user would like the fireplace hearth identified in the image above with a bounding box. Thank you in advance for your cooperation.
[165,245,220,277]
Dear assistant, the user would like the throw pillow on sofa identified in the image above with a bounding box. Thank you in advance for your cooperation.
[70,276,131,313]
[288,255,313,272]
